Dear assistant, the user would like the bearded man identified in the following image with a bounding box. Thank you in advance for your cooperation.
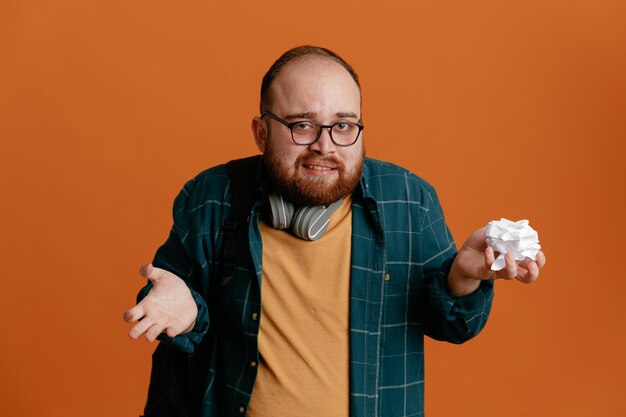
[124,46,546,417]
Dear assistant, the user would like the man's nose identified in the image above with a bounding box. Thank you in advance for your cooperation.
[308,127,335,155]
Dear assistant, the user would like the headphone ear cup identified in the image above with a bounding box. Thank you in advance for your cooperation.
[267,193,344,240]
[268,192,295,229]
[292,205,328,241]
[292,199,343,241]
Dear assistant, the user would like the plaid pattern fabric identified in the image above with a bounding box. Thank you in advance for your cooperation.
[139,156,494,417]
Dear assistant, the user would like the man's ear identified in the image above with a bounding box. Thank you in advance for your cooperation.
[251,116,268,153]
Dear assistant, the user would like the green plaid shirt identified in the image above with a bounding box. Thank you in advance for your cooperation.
[141,156,494,417]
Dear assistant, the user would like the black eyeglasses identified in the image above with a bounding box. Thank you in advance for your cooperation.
[261,111,364,147]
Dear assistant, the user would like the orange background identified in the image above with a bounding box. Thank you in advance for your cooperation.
[1,1,624,416]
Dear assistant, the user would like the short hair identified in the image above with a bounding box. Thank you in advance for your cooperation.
[260,45,361,114]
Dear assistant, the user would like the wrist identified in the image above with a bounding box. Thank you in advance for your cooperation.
[447,274,481,297]
[448,260,482,297]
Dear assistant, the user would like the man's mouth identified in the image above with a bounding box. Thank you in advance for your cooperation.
[298,154,342,176]
[303,163,336,172]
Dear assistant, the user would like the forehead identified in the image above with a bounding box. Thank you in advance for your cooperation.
[268,56,361,116]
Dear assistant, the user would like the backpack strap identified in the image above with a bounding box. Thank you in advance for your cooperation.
[222,155,262,280]
[143,156,262,417]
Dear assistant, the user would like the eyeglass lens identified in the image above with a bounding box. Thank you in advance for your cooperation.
[291,122,360,146]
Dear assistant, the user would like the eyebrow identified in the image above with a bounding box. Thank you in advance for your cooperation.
[284,113,314,120]
[284,112,360,120]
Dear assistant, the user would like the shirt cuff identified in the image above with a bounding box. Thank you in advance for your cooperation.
[156,287,210,353]
[429,254,494,325]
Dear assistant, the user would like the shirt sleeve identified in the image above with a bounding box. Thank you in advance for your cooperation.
[420,185,494,344]
[135,178,211,354]
[425,254,494,343]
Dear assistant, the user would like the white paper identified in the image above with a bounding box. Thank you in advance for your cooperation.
[485,218,541,271]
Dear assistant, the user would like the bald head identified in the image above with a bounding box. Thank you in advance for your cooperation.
[266,56,362,124]
[260,46,361,114]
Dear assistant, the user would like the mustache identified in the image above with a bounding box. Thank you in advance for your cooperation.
[297,152,343,168]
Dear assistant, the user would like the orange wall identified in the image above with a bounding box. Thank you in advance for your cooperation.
[1,1,624,416]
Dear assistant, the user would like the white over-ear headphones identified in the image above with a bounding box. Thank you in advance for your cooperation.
[267,192,343,241]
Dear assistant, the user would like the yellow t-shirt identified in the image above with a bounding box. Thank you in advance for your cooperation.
[247,197,352,417]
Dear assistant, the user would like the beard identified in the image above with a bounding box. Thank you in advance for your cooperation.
[263,144,365,207]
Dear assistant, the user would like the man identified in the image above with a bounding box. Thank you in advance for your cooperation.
[124,46,545,417]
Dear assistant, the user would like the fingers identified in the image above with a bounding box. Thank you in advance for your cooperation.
[491,252,517,280]
[490,252,539,282]
[165,324,187,338]
[535,250,546,269]
[139,263,151,277]
[515,258,539,284]
[467,238,545,286]
[123,305,145,323]
[142,321,185,341]
[127,315,171,342]
[145,322,167,343]
[128,316,154,340]
[139,263,162,284]
[491,253,542,284]
[482,246,497,279]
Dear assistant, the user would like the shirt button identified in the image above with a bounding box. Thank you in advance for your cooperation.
[384,273,391,281]
[250,360,257,367]
[239,406,245,413]
[251,313,259,321]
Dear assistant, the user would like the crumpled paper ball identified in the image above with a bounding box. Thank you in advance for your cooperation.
[485,218,541,271]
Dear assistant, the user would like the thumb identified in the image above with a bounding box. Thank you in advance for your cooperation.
[139,263,161,283]
[482,246,497,279]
